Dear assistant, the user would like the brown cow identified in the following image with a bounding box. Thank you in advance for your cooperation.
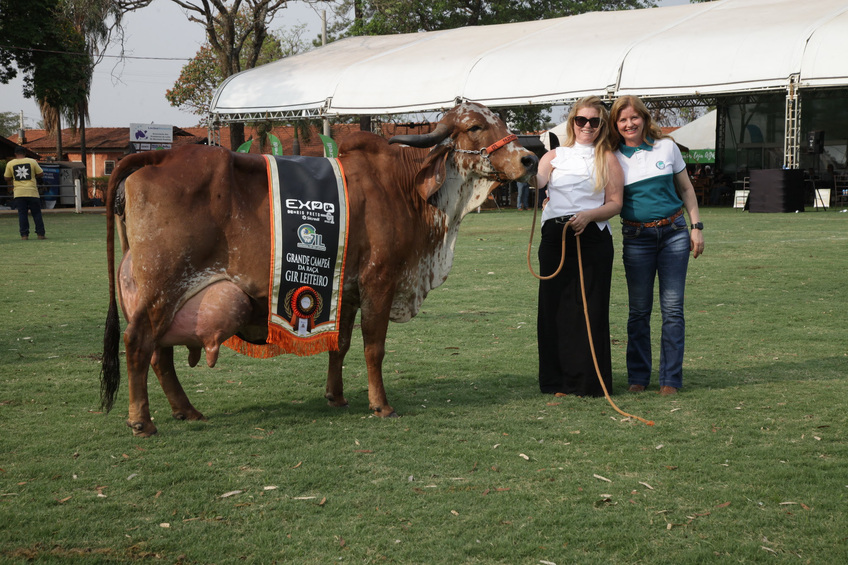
[100,102,538,436]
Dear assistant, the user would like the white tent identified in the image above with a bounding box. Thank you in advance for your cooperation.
[669,110,717,163]
[209,0,848,122]
[542,121,570,151]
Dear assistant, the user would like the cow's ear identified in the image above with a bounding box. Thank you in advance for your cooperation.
[414,145,451,201]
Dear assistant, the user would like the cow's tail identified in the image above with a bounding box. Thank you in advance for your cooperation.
[101,287,121,412]
[100,163,125,412]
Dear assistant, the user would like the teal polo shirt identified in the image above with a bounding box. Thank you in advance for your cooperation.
[616,138,685,223]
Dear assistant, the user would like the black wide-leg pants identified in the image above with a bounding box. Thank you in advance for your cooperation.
[537,220,613,397]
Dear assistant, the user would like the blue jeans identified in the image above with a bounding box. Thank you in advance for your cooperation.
[621,215,690,389]
[516,182,529,209]
[15,197,45,237]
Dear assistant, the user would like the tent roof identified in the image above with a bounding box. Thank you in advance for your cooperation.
[210,0,848,121]
[668,110,717,150]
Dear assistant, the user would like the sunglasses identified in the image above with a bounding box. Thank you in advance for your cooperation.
[574,116,601,128]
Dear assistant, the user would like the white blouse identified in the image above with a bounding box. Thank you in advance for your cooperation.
[542,143,608,231]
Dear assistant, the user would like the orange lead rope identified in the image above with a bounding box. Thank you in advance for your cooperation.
[526,199,654,426]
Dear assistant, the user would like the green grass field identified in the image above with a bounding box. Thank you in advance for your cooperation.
[1,206,846,564]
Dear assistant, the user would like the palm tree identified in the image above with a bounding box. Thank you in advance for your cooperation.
[32,9,88,160]
[36,2,143,164]
[61,1,131,169]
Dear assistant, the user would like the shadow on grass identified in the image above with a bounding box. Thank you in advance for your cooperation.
[685,354,846,392]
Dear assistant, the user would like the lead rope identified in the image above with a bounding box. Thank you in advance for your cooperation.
[526,189,654,426]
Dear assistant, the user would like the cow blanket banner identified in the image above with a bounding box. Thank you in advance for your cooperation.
[224,155,349,357]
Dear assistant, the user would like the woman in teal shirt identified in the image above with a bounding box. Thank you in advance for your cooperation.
[610,96,704,396]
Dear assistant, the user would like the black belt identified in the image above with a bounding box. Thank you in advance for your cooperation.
[552,215,574,224]
[622,208,683,228]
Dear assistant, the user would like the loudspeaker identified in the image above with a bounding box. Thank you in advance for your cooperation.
[806,130,824,154]
[748,169,806,213]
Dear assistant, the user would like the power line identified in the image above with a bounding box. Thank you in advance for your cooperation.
[0,43,191,61]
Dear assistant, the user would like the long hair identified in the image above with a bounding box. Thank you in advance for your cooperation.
[562,95,614,193]
[608,95,667,148]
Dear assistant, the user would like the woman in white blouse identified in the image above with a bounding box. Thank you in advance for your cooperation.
[534,96,624,397]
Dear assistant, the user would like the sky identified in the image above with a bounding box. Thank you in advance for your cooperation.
[1,1,329,129]
[1,0,690,130]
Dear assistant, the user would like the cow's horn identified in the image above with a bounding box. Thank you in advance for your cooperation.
[389,123,451,148]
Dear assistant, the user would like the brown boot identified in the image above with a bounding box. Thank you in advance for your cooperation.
[38,235,47,240]
[21,235,28,240]
[628,384,646,393]
[659,386,678,396]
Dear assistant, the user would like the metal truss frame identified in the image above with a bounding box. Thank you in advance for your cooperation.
[206,85,845,170]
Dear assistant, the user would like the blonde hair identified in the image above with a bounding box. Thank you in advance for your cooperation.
[563,96,614,193]
[608,95,667,148]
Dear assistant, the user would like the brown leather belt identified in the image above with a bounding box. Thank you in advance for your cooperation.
[622,208,683,228]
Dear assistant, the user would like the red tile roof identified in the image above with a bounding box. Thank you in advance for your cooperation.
[10,127,205,155]
[10,121,439,160]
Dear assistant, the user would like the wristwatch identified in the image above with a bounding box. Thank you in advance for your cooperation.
[691,222,704,230]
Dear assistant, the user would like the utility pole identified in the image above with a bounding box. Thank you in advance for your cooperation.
[322,10,331,138]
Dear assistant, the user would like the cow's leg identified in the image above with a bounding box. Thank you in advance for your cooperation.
[359,300,397,418]
[151,346,206,422]
[123,320,158,437]
[325,303,358,408]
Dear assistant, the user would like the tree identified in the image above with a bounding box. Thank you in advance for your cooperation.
[29,4,91,159]
[324,0,655,37]
[0,0,48,84]
[58,0,125,165]
[168,0,306,148]
[166,16,315,152]
[166,23,308,116]
[1,1,151,160]
[166,45,227,117]
[504,105,553,134]
[651,106,707,129]
[0,112,21,138]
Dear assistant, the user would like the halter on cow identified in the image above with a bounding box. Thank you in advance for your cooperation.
[100,101,538,436]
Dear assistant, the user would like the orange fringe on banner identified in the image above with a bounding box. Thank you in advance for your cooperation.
[223,336,287,359]
[267,323,339,357]
[223,329,339,359]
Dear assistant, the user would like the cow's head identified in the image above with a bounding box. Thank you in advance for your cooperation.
[389,102,538,215]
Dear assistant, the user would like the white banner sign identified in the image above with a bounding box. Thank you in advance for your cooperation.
[130,123,173,144]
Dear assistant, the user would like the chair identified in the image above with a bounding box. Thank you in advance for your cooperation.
[733,177,749,209]
[692,177,711,205]
[834,174,848,208]
[813,188,830,210]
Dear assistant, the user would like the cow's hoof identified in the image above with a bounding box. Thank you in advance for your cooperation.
[325,394,349,408]
[373,408,399,418]
[172,409,207,422]
[126,419,158,437]
[327,401,350,409]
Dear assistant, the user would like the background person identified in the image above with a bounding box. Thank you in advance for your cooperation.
[3,146,45,240]
[516,180,530,210]
[710,174,734,205]
[534,96,623,397]
[609,95,704,396]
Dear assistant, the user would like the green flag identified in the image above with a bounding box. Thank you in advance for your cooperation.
[319,134,338,158]
[237,139,253,153]
[268,133,283,156]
